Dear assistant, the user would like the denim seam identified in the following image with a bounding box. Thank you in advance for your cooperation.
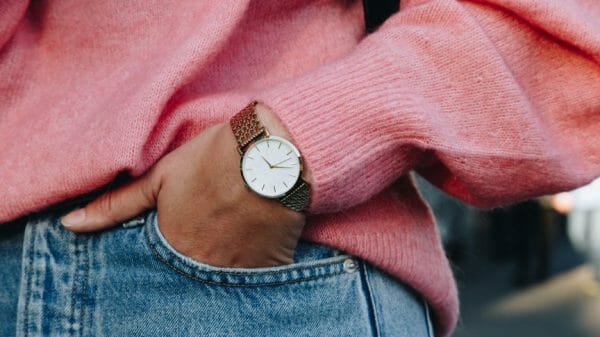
[148,240,348,287]
[86,238,97,337]
[423,299,435,337]
[81,239,91,337]
[145,210,349,276]
[69,236,80,337]
[143,212,350,284]
[359,261,381,337]
[21,223,35,337]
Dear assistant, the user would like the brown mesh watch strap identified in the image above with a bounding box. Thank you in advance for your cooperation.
[230,101,267,155]
[278,179,310,212]
[229,101,311,212]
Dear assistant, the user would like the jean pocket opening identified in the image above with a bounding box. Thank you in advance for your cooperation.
[143,208,355,286]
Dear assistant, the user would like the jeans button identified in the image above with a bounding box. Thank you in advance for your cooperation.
[343,258,359,273]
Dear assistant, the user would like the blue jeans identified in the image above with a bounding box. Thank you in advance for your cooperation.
[0,208,434,337]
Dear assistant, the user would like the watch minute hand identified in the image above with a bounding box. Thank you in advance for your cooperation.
[271,157,292,167]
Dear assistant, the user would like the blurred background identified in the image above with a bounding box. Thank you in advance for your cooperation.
[414,175,600,337]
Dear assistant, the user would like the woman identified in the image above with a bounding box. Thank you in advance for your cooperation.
[1,1,598,336]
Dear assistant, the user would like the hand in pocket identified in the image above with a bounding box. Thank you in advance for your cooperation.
[61,121,306,268]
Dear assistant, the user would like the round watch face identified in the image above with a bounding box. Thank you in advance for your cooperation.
[240,135,302,198]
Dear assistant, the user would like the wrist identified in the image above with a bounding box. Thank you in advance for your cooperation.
[214,120,306,227]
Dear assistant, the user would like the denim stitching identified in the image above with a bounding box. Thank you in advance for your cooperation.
[144,211,348,274]
[69,236,79,337]
[85,238,97,337]
[21,222,35,337]
[144,215,350,285]
[423,299,435,337]
[80,239,91,337]
[147,210,347,275]
[359,261,381,337]
[150,245,348,287]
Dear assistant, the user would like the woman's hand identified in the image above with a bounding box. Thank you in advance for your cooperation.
[61,104,309,268]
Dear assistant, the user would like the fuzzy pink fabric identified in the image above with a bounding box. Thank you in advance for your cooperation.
[1,1,599,335]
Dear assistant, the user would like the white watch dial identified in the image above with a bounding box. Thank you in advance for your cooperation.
[241,135,301,198]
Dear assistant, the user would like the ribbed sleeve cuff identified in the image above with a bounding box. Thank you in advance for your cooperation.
[255,42,417,214]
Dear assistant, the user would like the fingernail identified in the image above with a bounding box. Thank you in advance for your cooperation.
[61,208,87,227]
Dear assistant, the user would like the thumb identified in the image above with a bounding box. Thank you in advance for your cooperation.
[61,170,161,232]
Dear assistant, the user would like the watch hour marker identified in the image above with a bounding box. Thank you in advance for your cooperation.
[278,142,282,149]
[288,173,295,177]
[251,178,257,182]
[247,156,254,160]
[261,184,265,191]
[267,140,270,148]
[273,185,276,193]
[283,181,288,188]
[287,150,292,155]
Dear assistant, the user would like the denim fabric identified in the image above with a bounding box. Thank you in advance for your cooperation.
[0,220,25,336]
[1,208,434,337]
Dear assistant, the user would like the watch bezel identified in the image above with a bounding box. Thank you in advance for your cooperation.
[239,135,304,199]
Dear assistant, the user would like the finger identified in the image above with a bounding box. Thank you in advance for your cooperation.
[61,171,161,232]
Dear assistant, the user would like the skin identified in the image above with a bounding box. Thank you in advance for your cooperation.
[61,103,313,268]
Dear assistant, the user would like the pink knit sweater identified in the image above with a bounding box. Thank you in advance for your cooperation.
[1,1,599,335]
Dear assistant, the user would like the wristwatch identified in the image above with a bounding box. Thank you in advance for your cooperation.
[229,101,311,212]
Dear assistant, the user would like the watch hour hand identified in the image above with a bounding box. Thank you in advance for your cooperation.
[261,156,273,168]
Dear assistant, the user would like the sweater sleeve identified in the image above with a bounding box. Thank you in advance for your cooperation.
[255,0,600,214]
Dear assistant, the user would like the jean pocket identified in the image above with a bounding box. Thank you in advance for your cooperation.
[142,208,357,286]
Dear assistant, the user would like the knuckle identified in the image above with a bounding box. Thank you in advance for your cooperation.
[99,192,115,212]
[94,192,119,224]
